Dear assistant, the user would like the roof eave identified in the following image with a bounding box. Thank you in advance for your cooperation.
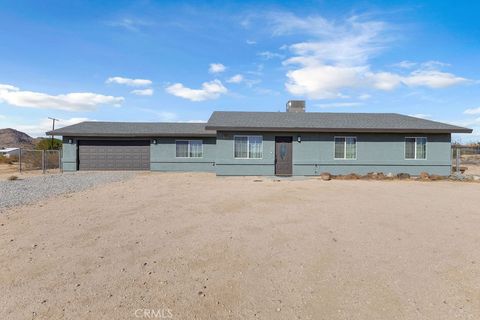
[46,132,216,137]
[206,126,473,133]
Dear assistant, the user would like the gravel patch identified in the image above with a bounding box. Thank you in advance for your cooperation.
[0,172,136,211]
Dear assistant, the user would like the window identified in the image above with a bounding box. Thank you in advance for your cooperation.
[176,140,203,158]
[234,135,263,159]
[334,137,357,159]
[405,137,427,159]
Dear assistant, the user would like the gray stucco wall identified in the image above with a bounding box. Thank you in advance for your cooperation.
[215,131,452,176]
[62,137,77,171]
[62,132,452,176]
[62,136,216,172]
[150,137,216,172]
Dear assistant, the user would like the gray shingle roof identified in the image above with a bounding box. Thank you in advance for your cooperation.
[206,111,472,133]
[46,121,215,137]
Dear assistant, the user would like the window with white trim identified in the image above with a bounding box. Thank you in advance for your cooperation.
[176,140,203,158]
[405,137,426,159]
[234,135,263,159]
[334,137,357,159]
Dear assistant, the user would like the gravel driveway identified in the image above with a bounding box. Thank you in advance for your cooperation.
[0,172,136,211]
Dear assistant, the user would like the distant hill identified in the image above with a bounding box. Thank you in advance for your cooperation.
[0,128,38,148]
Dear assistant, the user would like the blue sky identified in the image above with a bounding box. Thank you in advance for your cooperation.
[0,0,479,142]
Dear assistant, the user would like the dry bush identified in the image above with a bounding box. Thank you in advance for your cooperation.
[7,175,18,181]
[0,155,10,164]
[335,173,361,180]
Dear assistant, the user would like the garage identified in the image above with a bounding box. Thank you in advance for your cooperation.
[78,140,150,170]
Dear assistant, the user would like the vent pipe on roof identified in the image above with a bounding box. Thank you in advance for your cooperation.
[286,100,305,113]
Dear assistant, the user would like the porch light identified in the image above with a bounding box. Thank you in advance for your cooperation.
[297,135,301,143]
[152,139,157,144]
[68,139,73,144]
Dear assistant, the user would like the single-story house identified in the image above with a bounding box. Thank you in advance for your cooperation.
[47,101,472,176]
[0,147,20,158]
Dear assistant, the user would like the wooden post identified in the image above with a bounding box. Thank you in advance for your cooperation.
[456,148,460,174]
[19,148,22,173]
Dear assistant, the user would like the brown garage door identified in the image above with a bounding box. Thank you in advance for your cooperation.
[78,140,150,170]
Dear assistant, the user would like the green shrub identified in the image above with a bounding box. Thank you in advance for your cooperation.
[35,138,62,150]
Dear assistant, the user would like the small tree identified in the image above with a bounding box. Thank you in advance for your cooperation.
[35,138,62,150]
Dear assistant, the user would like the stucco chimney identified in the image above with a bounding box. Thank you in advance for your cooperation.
[286,100,305,113]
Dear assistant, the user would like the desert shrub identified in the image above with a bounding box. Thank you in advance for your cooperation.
[35,138,62,150]
[7,175,18,181]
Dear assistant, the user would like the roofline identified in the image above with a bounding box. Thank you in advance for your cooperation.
[45,131,216,137]
[205,126,473,134]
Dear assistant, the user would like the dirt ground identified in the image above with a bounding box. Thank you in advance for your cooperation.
[1,173,480,320]
[0,163,60,180]
[464,164,480,175]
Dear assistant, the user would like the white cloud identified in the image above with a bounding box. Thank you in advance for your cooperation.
[0,84,124,111]
[409,113,431,119]
[258,51,284,60]
[271,13,468,99]
[0,114,5,119]
[285,64,365,99]
[464,107,480,115]
[182,119,207,123]
[358,93,371,100]
[130,88,154,96]
[165,79,227,101]
[12,117,89,138]
[106,76,152,87]
[393,60,417,69]
[402,69,466,88]
[227,74,244,83]
[315,102,363,108]
[246,39,256,45]
[209,63,226,74]
[138,108,207,123]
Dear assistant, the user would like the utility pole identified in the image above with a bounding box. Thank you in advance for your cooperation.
[48,117,59,150]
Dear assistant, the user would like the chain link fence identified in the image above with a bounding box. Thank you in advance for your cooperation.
[452,145,480,174]
[19,149,62,173]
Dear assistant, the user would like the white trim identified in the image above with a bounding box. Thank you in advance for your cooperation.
[175,139,203,158]
[233,135,263,159]
[404,136,427,160]
[333,136,357,160]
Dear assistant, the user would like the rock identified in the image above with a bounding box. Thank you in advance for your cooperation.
[449,173,464,181]
[429,174,444,181]
[473,175,480,181]
[419,172,429,180]
[320,172,331,181]
[397,173,411,179]
[386,172,394,178]
[363,172,386,180]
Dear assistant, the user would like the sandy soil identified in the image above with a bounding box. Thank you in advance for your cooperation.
[0,163,60,180]
[1,173,480,320]
[464,164,480,175]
